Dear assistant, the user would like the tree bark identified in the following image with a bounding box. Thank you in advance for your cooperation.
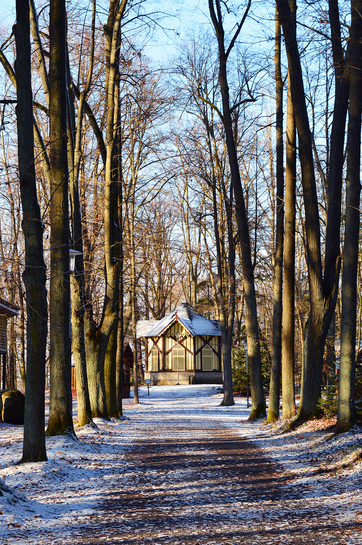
[324,0,350,297]
[337,0,362,432]
[66,2,96,428]
[209,0,265,417]
[281,60,296,419]
[268,6,284,423]
[15,0,48,462]
[46,0,75,437]
[130,189,139,404]
[281,0,297,420]
[276,0,348,420]
[213,175,235,407]
[116,319,124,415]
[85,0,127,417]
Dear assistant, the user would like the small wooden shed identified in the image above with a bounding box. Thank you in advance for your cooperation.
[137,302,222,385]
[0,299,19,390]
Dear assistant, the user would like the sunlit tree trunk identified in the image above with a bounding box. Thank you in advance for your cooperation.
[15,0,48,462]
[46,0,75,437]
[268,6,284,422]
[116,319,124,415]
[277,0,348,420]
[212,176,235,406]
[281,58,296,419]
[85,0,127,417]
[281,0,297,420]
[104,114,123,417]
[66,4,96,427]
[209,0,265,417]
[129,182,139,404]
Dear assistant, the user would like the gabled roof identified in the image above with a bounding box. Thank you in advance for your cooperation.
[0,298,19,318]
[136,302,220,338]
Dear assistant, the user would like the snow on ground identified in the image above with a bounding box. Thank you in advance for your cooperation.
[0,385,361,543]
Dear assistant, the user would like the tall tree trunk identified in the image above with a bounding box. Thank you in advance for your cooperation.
[46,0,75,437]
[324,0,350,296]
[116,319,124,415]
[281,58,296,419]
[104,325,119,416]
[85,0,127,417]
[213,181,235,406]
[277,0,324,420]
[85,330,109,418]
[337,0,362,432]
[116,111,124,416]
[130,193,139,404]
[66,2,96,428]
[209,0,265,418]
[70,271,93,427]
[268,5,284,423]
[15,0,48,462]
[281,0,297,419]
[222,191,236,407]
[104,114,122,418]
[276,0,348,420]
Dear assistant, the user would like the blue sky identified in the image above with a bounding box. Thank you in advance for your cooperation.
[0,1,272,62]
[2,0,15,27]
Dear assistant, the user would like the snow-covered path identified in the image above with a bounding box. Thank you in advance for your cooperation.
[1,385,362,544]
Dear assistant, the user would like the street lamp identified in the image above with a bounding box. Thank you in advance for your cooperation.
[244,341,250,408]
[69,249,82,273]
[69,249,82,342]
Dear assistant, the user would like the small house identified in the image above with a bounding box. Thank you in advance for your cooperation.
[0,298,19,390]
[137,302,222,385]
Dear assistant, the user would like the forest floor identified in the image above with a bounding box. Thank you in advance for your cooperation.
[0,385,362,545]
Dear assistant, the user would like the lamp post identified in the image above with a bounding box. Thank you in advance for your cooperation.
[69,249,82,273]
[244,341,250,408]
[69,249,82,342]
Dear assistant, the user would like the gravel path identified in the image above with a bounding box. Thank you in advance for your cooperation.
[57,396,362,544]
[2,387,362,544]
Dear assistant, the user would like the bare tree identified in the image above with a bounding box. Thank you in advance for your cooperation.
[281,0,297,420]
[337,0,362,432]
[46,0,75,437]
[276,0,349,421]
[208,0,265,417]
[267,5,284,422]
[15,0,48,461]
[84,0,127,418]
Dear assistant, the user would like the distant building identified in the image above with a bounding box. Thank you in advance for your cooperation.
[137,302,222,385]
[71,343,133,399]
[0,298,19,390]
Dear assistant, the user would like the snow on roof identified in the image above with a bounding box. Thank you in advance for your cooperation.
[136,319,160,338]
[136,302,220,338]
[0,298,19,318]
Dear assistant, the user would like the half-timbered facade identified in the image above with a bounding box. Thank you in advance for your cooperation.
[137,302,222,385]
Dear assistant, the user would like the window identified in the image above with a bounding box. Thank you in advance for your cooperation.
[173,344,185,371]
[202,345,213,371]
[151,346,158,371]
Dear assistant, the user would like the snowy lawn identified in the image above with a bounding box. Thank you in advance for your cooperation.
[0,385,361,544]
